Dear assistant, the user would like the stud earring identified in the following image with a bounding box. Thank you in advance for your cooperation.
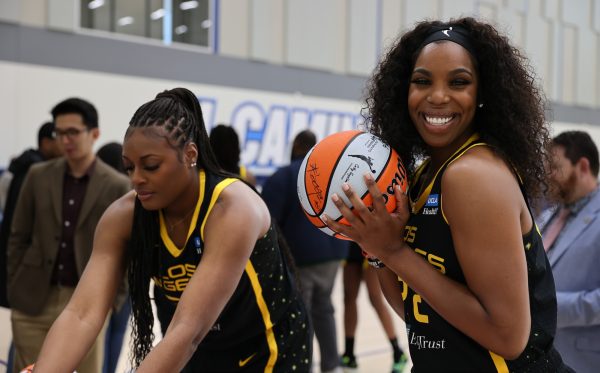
[478,103,484,108]
[190,161,197,168]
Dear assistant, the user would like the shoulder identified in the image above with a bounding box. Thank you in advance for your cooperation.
[100,190,136,233]
[28,158,64,176]
[211,179,270,225]
[442,146,523,210]
[95,159,130,187]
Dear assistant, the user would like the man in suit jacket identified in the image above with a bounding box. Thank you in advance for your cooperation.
[542,130,600,373]
[7,98,130,373]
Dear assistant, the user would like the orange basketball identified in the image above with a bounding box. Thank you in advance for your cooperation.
[297,130,408,239]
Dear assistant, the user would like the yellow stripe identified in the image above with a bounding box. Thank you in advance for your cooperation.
[159,171,206,257]
[200,177,238,240]
[239,165,247,179]
[411,133,481,214]
[489,351,509,373]
[245,260,278,372]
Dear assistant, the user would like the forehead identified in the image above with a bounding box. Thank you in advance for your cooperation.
[54,113,85,128]
[123,127,175,153]
[414,41,476,71]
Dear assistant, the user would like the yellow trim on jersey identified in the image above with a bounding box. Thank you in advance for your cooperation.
[239,165,247,179]
[245,260,278,372]
[440,142,488,224]
[489,351,509,373]
[200,178,239,240]
[410,133,481,214]
[159,171,206,258]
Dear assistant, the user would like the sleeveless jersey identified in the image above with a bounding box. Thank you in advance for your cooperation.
[152,170,311,372]
[403,134,568,372]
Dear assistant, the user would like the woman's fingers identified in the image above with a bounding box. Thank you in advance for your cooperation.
[364,173,387,213]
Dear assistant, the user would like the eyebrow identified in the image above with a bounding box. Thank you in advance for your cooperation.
[122,154,158,162]
[412,67,474,76]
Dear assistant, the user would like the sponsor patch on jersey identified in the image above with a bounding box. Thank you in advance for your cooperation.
[425,194,439,207]
[194,236,202,254]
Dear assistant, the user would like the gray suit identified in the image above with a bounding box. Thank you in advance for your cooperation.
[542,189,600,373]
[7,157,130,315]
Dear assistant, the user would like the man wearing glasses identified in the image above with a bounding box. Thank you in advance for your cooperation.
[7,98,130,373]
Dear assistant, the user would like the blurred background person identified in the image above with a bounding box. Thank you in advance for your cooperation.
[7,98,130,373]
[209,124,256,186]
[341,241,407,373]
[541,130,600,373]
[262,129,348,373]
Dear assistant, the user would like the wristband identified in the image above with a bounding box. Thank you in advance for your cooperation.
[366,256,386,269]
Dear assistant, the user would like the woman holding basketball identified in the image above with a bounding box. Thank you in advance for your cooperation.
[324,17,573,372]
[30,87,311,372]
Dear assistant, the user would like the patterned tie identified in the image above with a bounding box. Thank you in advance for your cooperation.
[542,207,570,252]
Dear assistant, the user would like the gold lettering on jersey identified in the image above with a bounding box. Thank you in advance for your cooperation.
[413,295,429,323]
[404,225,417,243]
[154,263,197,294]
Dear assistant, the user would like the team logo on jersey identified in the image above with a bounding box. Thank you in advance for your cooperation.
[194,236,202,254]
[425,194,439,207]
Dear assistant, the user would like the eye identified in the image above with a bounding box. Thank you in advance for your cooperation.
[450,78,471,87]
[411,77,430,85]
[144,164,159,171]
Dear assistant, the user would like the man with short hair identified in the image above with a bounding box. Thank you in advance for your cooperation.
[7,98,130,373]
[1,121,62,308]
[541,130,600,373]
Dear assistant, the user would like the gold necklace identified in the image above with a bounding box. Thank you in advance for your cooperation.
[164,207,195,232]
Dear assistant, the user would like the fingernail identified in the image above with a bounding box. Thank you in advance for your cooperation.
[322,215,328,223]
[365,173,374,181]
[342,183,349,191]
[332,194,339,202]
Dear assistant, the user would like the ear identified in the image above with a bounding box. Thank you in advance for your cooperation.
[577,157,591,174]
[184,142,199,165]
[90,127,100,141]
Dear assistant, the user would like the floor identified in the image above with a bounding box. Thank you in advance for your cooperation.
[0,267,412,373]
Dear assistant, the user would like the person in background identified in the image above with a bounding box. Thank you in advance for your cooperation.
[262,129,348,373]
[7,98,130,373]
[0,121,62,372]
[541,131,600,373]
[341,241,407,372]
[96,141,132,373]
[30,88,311,372]
[324,17,573,371]
[209,124,257,186]
[1,121,62,308]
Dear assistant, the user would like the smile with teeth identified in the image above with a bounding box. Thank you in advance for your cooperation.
[424,114,455,126]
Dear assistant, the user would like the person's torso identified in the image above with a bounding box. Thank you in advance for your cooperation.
[403,135,560,372]
[152,171,298,348]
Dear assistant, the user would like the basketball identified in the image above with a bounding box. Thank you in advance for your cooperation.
[297,130,408,239]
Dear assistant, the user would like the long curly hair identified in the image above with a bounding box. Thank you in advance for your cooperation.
[125,87,226,367]
[365,17,550,200]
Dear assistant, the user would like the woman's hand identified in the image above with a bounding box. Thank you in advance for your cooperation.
[324,173,409,261]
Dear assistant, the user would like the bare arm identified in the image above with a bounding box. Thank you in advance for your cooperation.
[136,181,271,372]
[33,192,134,373]
[326,147,531,359]
[376,267,405,319]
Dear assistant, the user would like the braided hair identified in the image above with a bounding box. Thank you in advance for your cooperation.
[125,88,225,367]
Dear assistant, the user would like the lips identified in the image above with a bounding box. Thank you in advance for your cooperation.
[136,190,154,201]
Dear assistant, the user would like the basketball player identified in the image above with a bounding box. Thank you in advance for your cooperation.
[29,88,311,372]
[324,18,574,372]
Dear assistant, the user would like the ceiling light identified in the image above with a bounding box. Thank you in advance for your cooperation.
[180,1,199,11]
[117,16,134,26]
[175,25,188,35]
[150,8,165,20]
[88,0,105,10]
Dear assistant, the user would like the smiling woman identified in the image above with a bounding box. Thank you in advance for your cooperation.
[323,17,575,372]
[30,88,311,373]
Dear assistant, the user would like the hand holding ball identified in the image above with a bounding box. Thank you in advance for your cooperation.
[297,130,408,239]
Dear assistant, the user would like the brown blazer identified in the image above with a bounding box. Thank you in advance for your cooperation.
[7,157,131,315]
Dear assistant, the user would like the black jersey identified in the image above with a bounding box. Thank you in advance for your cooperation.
[152,170,311,373]
[403,134,569,372]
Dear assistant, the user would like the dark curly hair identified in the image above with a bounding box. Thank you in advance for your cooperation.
[365,17,550,200]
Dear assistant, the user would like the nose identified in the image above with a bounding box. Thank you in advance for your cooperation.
[427,84,449,105]
[130,167,146,186]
